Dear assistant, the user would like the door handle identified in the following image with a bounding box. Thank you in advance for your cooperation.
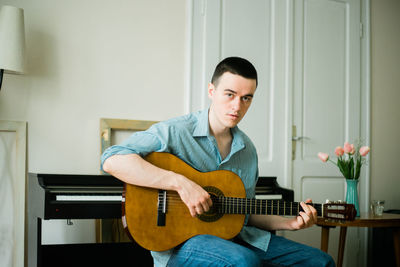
[292,126,308,160]
[292,136,305,141]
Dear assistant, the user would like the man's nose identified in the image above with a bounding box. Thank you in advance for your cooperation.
[231,97,241,111]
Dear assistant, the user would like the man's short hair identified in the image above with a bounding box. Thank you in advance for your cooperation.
[211,57,258,87]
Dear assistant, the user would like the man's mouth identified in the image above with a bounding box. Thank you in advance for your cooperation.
[228,114,239,119]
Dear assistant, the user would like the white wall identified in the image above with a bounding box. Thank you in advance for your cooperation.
[0,0,187,243]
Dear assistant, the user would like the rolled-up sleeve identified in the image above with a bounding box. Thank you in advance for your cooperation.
[100,123,170,170]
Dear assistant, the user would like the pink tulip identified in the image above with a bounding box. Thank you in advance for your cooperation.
[350,144,355,155]
[335,146,344,156]
[359,146,370,156]
[343,142,353,154]
[318,152,329,162]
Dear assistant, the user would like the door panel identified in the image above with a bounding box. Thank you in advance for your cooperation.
[291,1,363,266]
[292,0,361,210]
[189,0,289,180]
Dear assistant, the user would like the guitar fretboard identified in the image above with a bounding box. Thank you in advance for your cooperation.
[215,197,323,216]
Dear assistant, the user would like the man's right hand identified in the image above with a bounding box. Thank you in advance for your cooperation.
[175,175,213,217]
[103,154,212,217]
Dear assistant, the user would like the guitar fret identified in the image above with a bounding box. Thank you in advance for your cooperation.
[236,198,238,214]
[269,200,272,215]
[262,199,266,214]
[284,201,286,216]
[257,199,260,214]
[224,197,227,214]
[290,202,293,216]
[271,200,274,215]
[234,198,237,214]
[277,200,280,215]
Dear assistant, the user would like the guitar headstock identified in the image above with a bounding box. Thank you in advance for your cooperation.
[322,200,356,221]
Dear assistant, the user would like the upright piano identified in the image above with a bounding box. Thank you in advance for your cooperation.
[28,173,293,267]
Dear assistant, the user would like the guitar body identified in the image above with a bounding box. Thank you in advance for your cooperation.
[123,152,246,252]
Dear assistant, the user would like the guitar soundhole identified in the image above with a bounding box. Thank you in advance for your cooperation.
[197,186,224,222]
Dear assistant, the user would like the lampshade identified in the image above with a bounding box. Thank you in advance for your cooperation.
[0,5,25,74]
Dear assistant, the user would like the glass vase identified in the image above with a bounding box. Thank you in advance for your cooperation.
[345,179,360,217]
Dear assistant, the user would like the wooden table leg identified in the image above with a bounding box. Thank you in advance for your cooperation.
[321,226,330,252]
[337,226,347,267]
[394,228,400,267]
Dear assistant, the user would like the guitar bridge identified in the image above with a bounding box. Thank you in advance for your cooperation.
[157,190,167,226]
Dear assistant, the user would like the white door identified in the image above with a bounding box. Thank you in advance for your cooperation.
[188,0,367,266]
[291,0,361,205]
[287,1,367,266]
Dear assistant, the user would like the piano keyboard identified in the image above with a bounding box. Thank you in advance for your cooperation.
[56,194,282,202]
[56,194,123,201]
[255,194,282,200]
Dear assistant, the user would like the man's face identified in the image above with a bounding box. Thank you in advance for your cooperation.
[208,72,257,130]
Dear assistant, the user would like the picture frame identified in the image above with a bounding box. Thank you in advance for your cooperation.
[98,118,158,243]
[0,121,27,267]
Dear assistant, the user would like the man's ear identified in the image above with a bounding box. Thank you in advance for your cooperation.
[208,83,215,99]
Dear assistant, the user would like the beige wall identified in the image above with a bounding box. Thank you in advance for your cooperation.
[0,0,186,175]
[370,0,400,210]
[0,0,187,243]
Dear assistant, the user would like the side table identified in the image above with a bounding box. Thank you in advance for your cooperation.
[316,212,400,267]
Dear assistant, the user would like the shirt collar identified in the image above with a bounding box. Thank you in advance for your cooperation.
[229,126,246,156]
[193,108,246,154]
[193,109,211,137]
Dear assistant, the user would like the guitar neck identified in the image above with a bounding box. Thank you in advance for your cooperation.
[215,197,323,217]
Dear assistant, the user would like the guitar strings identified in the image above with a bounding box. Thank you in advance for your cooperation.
[160,195,322,207]
[156,195,322,214]
[160,195,321,207]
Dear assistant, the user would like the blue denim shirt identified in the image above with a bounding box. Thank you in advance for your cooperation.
[101,109,271,266]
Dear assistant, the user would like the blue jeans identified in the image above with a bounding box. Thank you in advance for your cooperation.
[167,234,335,267]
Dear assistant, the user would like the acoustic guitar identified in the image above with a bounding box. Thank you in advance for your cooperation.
[122,152,356,252]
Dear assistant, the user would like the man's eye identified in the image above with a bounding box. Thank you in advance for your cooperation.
[242,96,252,102]
[226,93,234,98]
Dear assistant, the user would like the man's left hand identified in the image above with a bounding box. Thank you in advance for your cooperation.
[289,199,318,230]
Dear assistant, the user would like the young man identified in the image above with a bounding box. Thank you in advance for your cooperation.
[101,57,334,266]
